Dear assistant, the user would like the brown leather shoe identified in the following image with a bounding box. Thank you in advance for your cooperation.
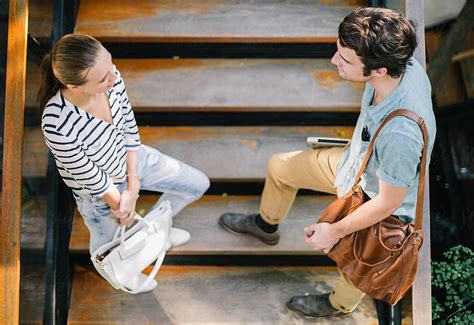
[287,293,352,318]
[218,213,280,245]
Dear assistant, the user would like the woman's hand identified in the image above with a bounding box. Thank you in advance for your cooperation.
[111,189,139,227]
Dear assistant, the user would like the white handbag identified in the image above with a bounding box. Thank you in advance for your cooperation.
[91,200,173,294]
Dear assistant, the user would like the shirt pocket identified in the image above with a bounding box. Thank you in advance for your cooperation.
[83,131,113,165]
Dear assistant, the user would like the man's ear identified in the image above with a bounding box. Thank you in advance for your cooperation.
[374,67,388,77]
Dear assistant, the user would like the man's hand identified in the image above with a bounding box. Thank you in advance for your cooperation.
[111,189,139,227]
[304,222,341,254]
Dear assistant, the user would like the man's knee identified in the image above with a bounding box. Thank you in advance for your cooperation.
[267,153,291,179]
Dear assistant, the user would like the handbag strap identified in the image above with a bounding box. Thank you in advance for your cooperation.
[116,251,166,294]
[353,109,429,231]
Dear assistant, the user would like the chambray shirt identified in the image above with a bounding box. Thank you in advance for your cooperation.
[334,58,436,223]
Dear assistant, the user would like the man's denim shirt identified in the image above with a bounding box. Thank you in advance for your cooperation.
[334,58,437,223]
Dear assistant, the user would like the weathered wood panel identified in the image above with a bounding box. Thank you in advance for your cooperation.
[25,61,41,111]
[460,57,474,99]
[20,196,48,251]
[75,0,365,43]
[67,264,379,324]
[425,31,466,106]
[1,0,28,323]
[23,125,354,180]
[28,0,52,40]
[26,59,364,112]
[401,1,432,324]
[19,262,45,325]
[426,0,474,89]
[18,263,411,323]
[69,195,336,255]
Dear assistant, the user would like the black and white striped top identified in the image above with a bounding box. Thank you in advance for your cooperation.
[41,65,141,199]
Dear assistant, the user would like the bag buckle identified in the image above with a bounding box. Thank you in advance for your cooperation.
[413,236,422,255]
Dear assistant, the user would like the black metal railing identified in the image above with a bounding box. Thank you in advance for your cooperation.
[42,1,79,324]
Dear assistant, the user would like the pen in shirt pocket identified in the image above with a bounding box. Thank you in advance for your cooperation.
[362,126,371,142]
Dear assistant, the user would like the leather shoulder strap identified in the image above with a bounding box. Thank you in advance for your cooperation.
[353,109,429,230]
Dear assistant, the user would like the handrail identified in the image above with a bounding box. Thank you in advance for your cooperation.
[43,1,79,323]
[393,0,433,324]
[0,0,28,323]
[404,1,433,323]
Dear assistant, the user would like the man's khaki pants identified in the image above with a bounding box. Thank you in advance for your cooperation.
[259,148,365,312]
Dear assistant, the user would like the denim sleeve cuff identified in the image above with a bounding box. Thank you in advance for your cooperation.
[376,168,413,188]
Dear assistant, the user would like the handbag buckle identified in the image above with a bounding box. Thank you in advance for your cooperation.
[413,235,423,255]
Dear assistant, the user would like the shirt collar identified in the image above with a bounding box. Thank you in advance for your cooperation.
[362,58,413,123]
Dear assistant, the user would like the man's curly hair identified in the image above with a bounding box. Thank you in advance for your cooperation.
[338,7,418,78]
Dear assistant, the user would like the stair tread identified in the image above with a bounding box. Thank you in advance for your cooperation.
[70,195,336,254]
[74,0,364,43]
[24,125,354,179]
[68,264,378,323]
[21,195,339,255]
[21,263,380,323]
[26,59,364,111]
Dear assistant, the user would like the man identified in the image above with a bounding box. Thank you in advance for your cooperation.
[218,7,436,318]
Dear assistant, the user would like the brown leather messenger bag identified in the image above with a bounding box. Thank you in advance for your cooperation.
[318,108,429,305]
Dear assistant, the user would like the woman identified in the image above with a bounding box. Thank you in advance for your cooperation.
[39,34,210,292]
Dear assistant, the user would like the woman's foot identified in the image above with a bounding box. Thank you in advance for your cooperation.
[170,227,191,247]
[124,273,157,293]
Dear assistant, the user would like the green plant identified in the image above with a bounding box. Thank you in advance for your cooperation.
[432,245,474,324]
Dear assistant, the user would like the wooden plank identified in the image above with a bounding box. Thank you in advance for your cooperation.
[19,263,411,323]
[426,0,474,89]
[452,48,474,62]
[26,59,364,112]
[460,58,474,99]
[28,0,52,40]
[19,262,46,325]
[405,0,426,68]
[23,126,48,178]
[67,264,379,324]
[23,125,354,180]
[25,61,41,110]
[401,1,432,324]
[19,195,48,251]
[1,0,28,323]
[69,195,337,255]
[75,0,365,43]
[114,59,363,112]
[425,31,465,106]
[22,195,341,255]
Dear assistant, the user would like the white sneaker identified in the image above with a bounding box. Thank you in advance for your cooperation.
[124,273,157,293]
[170,227,191,247]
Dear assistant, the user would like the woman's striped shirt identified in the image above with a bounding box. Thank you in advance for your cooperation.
[41,65,141,199]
